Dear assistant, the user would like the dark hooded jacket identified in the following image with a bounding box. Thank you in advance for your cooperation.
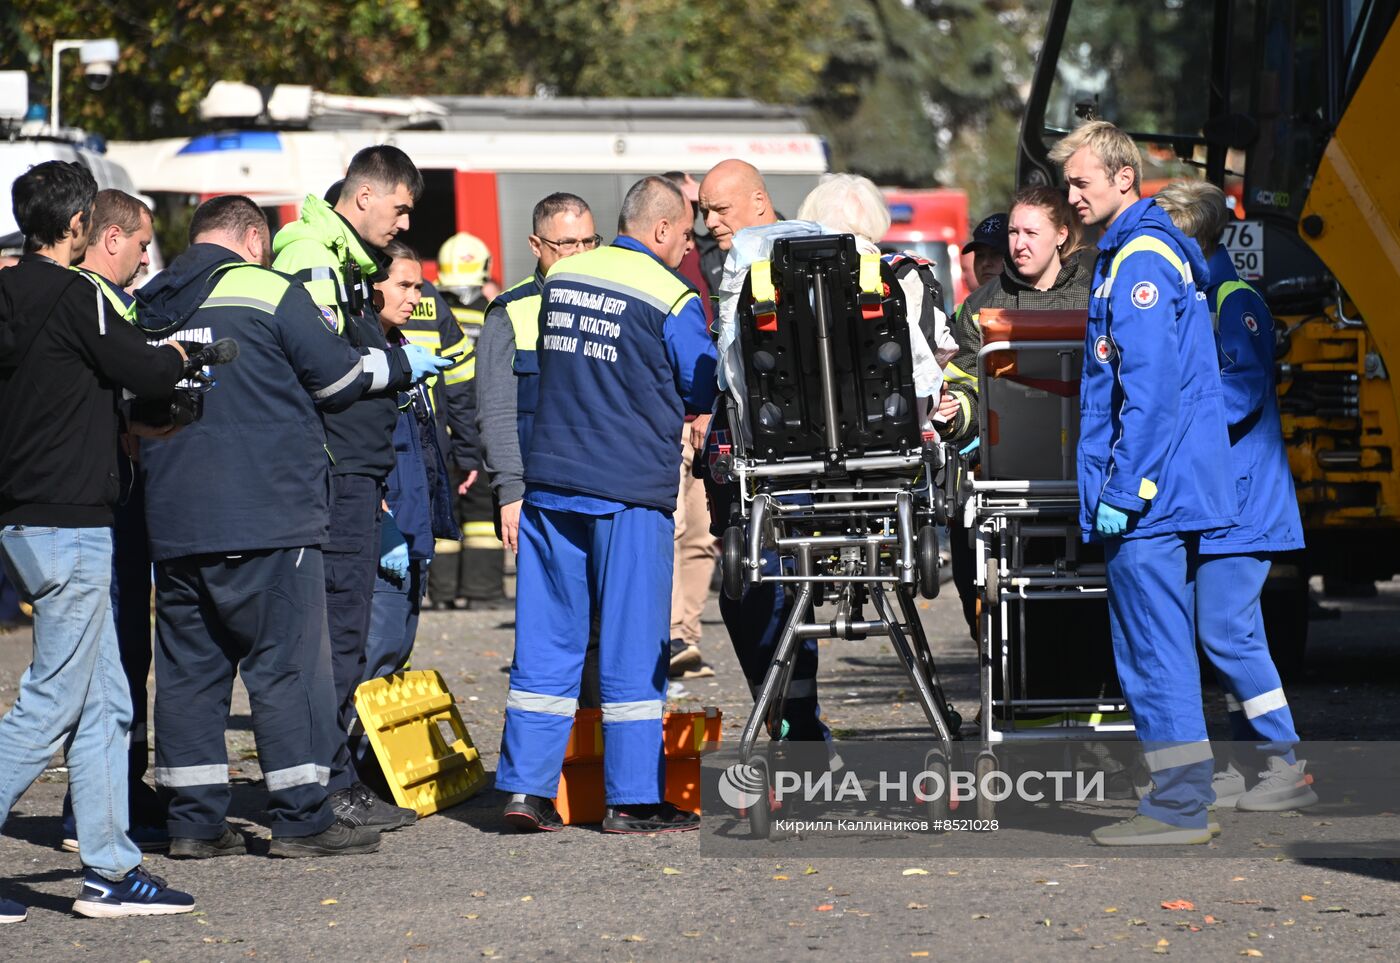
[135,243,412,560]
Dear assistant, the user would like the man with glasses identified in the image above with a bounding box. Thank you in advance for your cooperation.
[475,193,599,557]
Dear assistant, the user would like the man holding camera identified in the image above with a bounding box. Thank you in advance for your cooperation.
[0,161,194,919]
[134,196,448,857]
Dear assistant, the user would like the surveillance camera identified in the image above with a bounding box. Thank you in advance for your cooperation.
[78,39,119,92]
[83,61,113,91]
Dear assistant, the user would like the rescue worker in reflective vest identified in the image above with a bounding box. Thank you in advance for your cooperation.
[1155,179,1316,812]
[137,197,446,855]
[271,146,447,831]
[1051,121,1237,845]
[474,193,604,706]
[59,189,169,853]
[497,176,717,833]
[427,231,506,609]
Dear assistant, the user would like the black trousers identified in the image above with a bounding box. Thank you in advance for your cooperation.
[323,473,382,792]
[428,468,505,604]
[153,547,338,839]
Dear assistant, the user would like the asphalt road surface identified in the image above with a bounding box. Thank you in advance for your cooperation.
[2,575,1398,961]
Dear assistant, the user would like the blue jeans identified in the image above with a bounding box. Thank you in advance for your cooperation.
[0,526,141,880]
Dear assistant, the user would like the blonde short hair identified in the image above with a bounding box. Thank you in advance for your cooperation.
[1152,179,1231,256]
[796,173,891,244]
[1048,120,1143,193]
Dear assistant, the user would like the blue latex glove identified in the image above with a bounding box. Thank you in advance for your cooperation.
[1094,500,1130,537]
[402,343,454,382]
[379,513,410,582]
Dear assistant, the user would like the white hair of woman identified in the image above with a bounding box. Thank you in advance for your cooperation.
[796,173,892,243]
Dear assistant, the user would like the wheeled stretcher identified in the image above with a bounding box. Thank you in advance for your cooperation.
[712,234,961,835]
[956,308,1133,818]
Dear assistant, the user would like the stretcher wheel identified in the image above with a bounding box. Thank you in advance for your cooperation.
[933,487,948,526]
[984,556,1000,606]
[722,526,746,601]
[917,525,940,600]
[746,756,771,838]
[974,751,997,821]
[923,749,951,825]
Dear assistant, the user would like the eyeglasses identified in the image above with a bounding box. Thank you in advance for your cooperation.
[536,233,603,253]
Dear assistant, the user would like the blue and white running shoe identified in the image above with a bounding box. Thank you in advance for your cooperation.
[0,896,26,923]
[72,866,194,918]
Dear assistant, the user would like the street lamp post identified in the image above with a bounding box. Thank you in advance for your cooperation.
[50,38,119,133]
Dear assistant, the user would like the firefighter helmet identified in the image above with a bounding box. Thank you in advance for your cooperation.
[437,232,492,288]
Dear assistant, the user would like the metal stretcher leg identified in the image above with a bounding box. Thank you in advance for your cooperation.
[737,580,815,763]
[870,585,956,750]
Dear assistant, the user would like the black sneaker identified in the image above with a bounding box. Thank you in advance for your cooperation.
[602,801,700,834]
[72,866,195,918]
[169,826,247,859]
[331,783,417,831]
[668,639,702,678]
[267,820,382,858]
[464,596,513,611]
[502,794,564,832]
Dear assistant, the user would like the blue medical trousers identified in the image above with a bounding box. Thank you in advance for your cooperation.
[153,547,339,839]
[1104,532,1213,828]
[496,503,671,805]
[1196,552,1298,760]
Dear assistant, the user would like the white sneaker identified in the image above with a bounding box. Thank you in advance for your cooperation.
[1237,757,1318,812]
[1212,763,1248,809]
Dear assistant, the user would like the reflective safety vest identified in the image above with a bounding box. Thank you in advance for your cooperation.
[527,241,700,511]
[489,274,543,452]
[402,291,473,400]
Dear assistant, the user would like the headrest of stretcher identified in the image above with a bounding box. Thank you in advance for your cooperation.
[975,308,1088,342]
[975,308,1089,397]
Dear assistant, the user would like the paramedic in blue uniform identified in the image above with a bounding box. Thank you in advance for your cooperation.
[137,196,447,857]
[497,176,718,834]
[1049,121,1238,846]
[1154,179,1316,813]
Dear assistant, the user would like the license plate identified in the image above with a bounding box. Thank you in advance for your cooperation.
[1220,219,1264,281]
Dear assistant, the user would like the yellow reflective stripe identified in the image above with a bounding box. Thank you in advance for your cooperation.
[957,392,971,427]
[434,537,462,554]
[451,306,485,328]
[750,259,775,303]
[858,252,882,296]
[1138,478,1158,500]
[401,329,441,350]
[1212,279,1256,316]
[545,246,694,313]
[1109,236,1189,283]
[942,359,976,386]
[444,358,474,385]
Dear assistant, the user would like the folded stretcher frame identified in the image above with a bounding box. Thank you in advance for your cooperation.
[967,309,1130,751]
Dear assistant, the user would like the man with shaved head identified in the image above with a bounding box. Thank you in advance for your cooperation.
[698,159,777,253]
[495,175,717,835]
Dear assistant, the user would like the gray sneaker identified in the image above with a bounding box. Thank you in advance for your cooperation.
[1237,757,1318,812]
[1212,763,1248,809]
[1091,813,1213,846]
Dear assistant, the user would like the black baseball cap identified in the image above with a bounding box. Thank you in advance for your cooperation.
[962,212,1009,259]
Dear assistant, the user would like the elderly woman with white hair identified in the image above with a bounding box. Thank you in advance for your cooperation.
[712,173,957,442]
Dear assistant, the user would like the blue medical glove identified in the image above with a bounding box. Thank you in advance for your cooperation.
[1094,500,1130,537]
[402,343,454,382]
[379,513,410,582]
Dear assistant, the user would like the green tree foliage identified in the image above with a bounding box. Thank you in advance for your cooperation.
[1,0,1044,211]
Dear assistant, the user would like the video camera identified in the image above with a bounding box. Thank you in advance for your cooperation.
[130,338,240,428]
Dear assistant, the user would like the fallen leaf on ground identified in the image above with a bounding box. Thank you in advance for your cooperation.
[462,913,479,920]
[1162,900,1195,911]
[1204,915,1218,924]
[972,913,990,920]
[816,904,834,912]
[682,931,701,938]
[320,899,337,905]
[1241,951,1263,958]
[1300,895,1315,902]
[804,866,819,875]
[662,867,682,875]
[912,953,930,958]
[622,935,645,942]
[903,868,929,876]
[520,895,533,902]
[1104,907,1118,913]
[907,902,927,910]
[773,875,790,881]
[470,890,486,898]
[1157,938,1170,947]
